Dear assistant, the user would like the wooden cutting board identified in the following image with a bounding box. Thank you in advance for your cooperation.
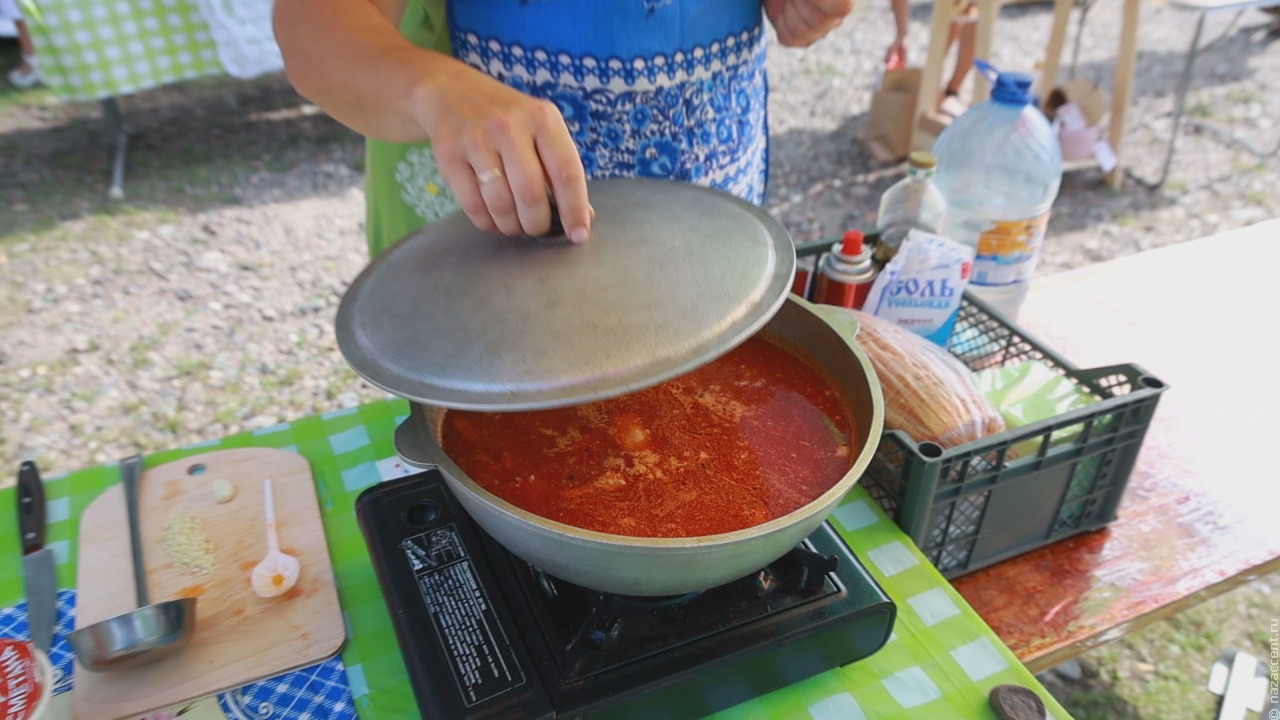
[72,448,346,720]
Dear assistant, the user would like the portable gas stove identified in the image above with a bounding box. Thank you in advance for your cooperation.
[355,469,896,720]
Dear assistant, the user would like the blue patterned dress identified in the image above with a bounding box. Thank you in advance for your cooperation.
[366,0,769,254]
[448,0,769,203]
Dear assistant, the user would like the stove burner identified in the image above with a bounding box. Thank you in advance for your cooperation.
[514,540,844,681]
[610,590,704,609]
[513,542,846,683]
[782,545,841,591]
[355,468,896,720]
[528,566,706,609]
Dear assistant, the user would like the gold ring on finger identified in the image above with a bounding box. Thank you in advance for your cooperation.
[477,167,503,185]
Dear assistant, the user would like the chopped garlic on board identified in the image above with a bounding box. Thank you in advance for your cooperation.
[160,511,216,575]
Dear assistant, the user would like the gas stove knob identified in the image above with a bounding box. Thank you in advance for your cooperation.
[404,500,440,526]
[588,617,624,651]
[754,567,776,595]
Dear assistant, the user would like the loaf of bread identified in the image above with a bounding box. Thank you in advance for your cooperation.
[848,309,1005,448]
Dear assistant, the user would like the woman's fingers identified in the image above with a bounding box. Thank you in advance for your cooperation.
[501,138,556,237]
[537,116,592,244]
[474,133,569,238]
[503,97,588,240]
[436,149,499,234]
[474,158,524,235]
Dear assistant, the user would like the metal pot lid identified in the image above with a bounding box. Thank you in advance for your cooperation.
[335,178,796,410]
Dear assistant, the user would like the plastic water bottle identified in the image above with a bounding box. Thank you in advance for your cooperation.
[930,61,1062,319]
[874,150,947,265]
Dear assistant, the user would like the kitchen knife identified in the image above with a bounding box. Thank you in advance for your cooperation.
[17,460,56,655]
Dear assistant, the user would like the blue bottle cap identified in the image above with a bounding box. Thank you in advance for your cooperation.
[973,59,1034,106]
[991,71,1034,105]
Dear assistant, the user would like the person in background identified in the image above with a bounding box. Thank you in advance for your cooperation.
[273,0,855,258]
[1,0,41,88]
[884,0,976,118]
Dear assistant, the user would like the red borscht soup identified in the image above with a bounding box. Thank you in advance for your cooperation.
[440,336,856,538]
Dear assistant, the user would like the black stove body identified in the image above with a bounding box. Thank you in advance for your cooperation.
[355,470,896,720]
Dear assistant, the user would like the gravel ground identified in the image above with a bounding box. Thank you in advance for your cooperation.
[1,1,1278,716]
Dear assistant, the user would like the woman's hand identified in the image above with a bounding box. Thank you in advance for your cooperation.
[763,0,856,48]
[413,64,591,242]
[274,0,591,242]
[884,38,907,68]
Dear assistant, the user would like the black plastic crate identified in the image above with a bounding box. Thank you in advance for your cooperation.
[796,239,1168,577]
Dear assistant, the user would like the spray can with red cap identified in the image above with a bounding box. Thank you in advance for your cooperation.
[813,230,878,310]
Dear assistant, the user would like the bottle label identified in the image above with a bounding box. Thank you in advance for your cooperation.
[971,213,1051,288]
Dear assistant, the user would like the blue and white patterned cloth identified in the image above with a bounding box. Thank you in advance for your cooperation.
[216,657,357,720]
[0,590,355,719]
[448,0,770,204]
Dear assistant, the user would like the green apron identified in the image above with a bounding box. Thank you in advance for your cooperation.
[364,0,456,258]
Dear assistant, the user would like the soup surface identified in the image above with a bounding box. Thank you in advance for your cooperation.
[440,337,856,537]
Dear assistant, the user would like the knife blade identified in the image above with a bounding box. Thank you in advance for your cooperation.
[17,460,56,655]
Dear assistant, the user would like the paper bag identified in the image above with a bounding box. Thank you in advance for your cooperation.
[864,67,921,163]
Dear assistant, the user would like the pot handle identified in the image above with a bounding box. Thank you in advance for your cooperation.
[801,298,862,340]
[393,416,446,471]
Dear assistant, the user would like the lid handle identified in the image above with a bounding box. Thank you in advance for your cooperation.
[519,191,570,245]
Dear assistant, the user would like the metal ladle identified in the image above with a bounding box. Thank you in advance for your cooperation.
[68,454,197,672]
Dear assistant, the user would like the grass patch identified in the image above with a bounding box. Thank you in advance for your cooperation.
[1234,159,1269,174]
[813,62,845,78]
[1225,89,1260,105]
[174,356,213,376]
[1,71,362,245]
[0,43,58,109]
[1186,101,1213,119]
[1052,577,1278,719]
[0,82,55,111]
[262,366,304,391]
[126,321,176,368]
[0,187,186,250]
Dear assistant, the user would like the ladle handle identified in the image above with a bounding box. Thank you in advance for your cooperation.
[121,454,149,607]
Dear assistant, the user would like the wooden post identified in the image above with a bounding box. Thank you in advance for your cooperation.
[1106,0,1141,189]
[971,0,1006,104]
[1036,0,1074,102]
[911,0,957,152]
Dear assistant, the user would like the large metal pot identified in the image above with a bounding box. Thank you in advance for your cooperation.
[395,297,883,596]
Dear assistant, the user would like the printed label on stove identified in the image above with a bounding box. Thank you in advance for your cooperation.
[401,525,526,706]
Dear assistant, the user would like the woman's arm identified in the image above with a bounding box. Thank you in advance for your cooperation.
[886,0,909,63]
[272,0,591,241]
[273,0,445,143]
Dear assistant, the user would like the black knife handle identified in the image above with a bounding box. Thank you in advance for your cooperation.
[17,460,46,554]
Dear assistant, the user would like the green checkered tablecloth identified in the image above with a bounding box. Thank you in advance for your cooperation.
[19,0,274,102]
[0,398,1073,719]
